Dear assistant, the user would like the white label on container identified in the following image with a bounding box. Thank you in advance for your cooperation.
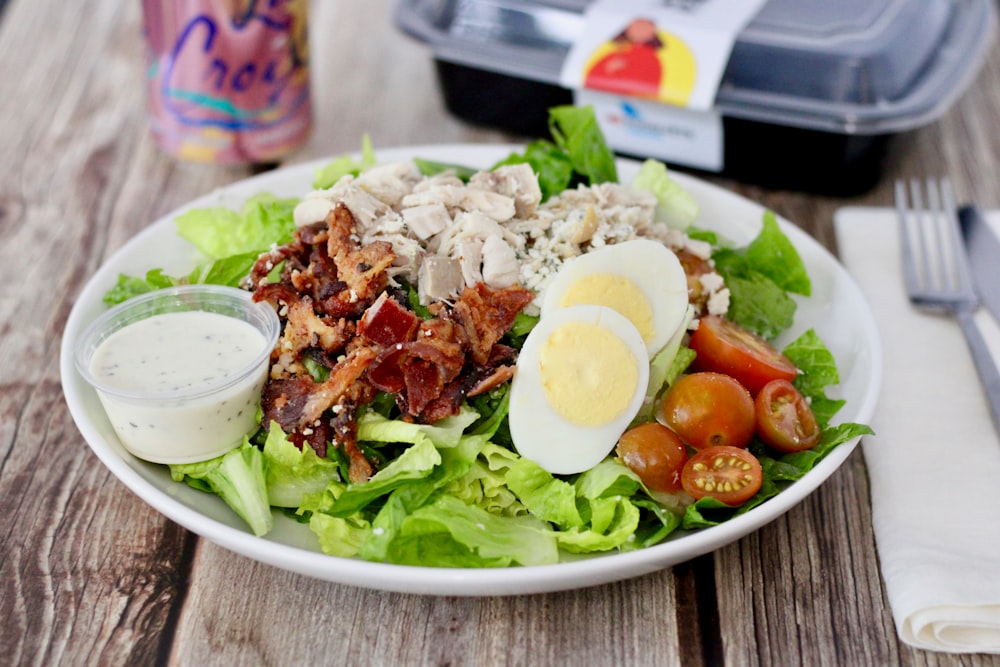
[578,89,724,172]
[560,0,767,112]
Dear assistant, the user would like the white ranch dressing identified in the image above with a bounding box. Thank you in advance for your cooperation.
[89,310,270,464]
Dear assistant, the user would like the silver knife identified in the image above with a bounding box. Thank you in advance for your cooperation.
[958,205,1000,322]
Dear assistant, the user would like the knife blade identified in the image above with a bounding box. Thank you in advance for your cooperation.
[958,205,1000,322]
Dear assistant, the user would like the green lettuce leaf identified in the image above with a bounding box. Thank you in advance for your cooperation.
[102,269,180,305]
[312,134,376,189]
[631,159,699,229]
[387,494,559,567]
[175,193,298,260]
[261,421,342,508]
[357,434,487,562]
[169,440,273,537]
[328,436,441,517]
[442,442,525,517]
[505,458,583,528]
[548,105,618,185]
[743,212,811,296]
[710,211,811,339]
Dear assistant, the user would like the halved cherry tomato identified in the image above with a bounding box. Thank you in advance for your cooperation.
[755,379,821,453]
[616,422,688,494]
[681,445,763,506]
[689,314,798,396]
[660,372,755,450]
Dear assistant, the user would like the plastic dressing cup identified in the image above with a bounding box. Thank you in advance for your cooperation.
[74,285,280,464]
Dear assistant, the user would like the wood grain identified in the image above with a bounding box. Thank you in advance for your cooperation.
[2,0,1000,665]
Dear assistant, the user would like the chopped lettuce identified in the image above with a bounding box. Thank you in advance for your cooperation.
[103,193,297,304]
[782,328,847,427]
[103,269,180,305]
[414,157,479,182]
[631,159,699,229]
[386,494,559,567]
[169,440,273,537]
[312,134,376,189]
[261,421,342,508]
[548,105,618,185]
[636,304,696,422]
[712,212,810,339]
[175,193,298,260]
[744,212,811,297]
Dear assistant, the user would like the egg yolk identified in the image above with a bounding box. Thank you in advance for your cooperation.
[539,321,639,426]
[558,274,655,347]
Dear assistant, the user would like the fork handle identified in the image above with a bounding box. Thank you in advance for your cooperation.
[955,306,1000,435]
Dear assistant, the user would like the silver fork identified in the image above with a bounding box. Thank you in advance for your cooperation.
[895,178,1000,434]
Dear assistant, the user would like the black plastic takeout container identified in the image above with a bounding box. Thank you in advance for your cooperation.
[395,0,996,195]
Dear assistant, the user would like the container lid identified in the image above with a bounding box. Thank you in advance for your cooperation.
[395,0,996,134]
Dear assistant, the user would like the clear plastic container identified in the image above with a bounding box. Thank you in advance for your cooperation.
[395,0,996,194]
[74,285,280,464]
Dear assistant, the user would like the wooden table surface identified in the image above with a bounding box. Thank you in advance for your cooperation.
[3,0,1000,664]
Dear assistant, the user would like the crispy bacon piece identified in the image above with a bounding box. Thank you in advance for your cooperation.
[259,346,376,446]
[283,298,353,357]
[332,397,374,484]
[318,204,395,318]
[299,347,377,426]
[451,283,534,365]
[357,292,419,347]
[261,376,319,434]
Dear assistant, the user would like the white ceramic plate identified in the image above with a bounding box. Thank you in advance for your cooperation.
[60,145,882,596]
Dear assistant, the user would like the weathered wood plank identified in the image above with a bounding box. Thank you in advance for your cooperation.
[165,541,683,666]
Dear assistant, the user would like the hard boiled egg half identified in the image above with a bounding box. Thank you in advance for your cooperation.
[540,239,689,359]
[508,305,649,475]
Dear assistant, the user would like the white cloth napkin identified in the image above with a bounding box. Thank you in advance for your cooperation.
[835,207,1000,654]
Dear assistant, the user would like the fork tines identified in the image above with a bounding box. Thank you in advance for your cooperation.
[894,178,977,308]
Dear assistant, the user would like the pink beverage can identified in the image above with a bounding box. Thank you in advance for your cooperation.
[141,0,311,165]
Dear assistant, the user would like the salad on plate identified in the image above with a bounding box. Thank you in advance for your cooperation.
[98,106,871,568]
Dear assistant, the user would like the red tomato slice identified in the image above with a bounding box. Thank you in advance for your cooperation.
[754,379,821,453]
[680,445,763,506]
[689,315,798,395]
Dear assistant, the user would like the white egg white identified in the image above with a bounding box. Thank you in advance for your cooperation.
[508,305,650,475]
[539,239,689,358]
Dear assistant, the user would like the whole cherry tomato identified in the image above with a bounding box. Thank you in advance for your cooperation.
[616,422,688,494]
[755,379,821,453]
[660,372,755,450]
[688,315,798,396]
[681,445,763,506]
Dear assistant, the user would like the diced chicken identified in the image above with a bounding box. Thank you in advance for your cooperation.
[411,171,465,192]
[459,188,516,222]
[294,196,336,227]
[355,161,422,208]
[434,210,525,257]
[401,183,467,209]
[367,232,422,283]
[402,202,451,239]
[454,239,483,287]
[481,235,519,288]
[418,256,465,304]
[338,183,401,232]
[470,163,542,218]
